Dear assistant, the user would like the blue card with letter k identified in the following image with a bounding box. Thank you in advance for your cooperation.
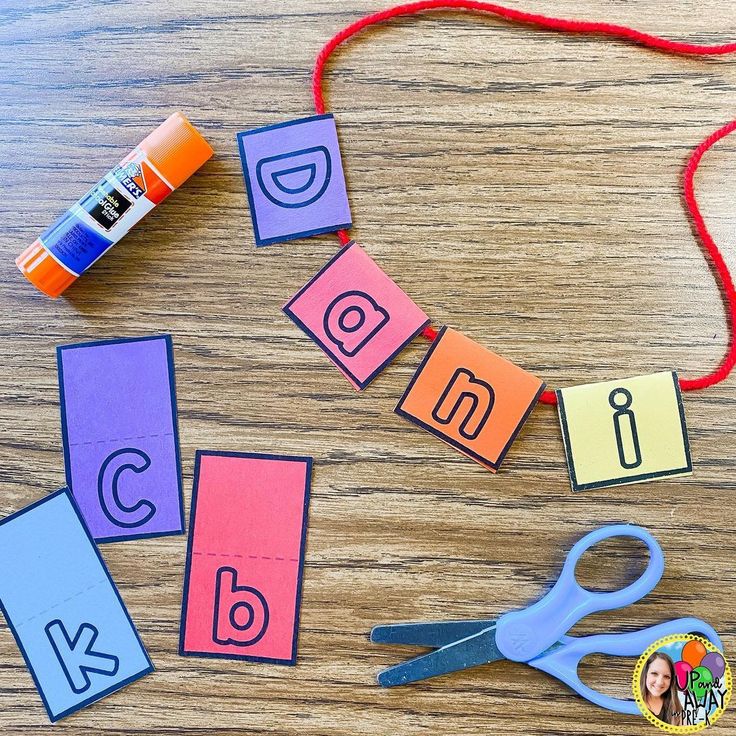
[0,488,152,721]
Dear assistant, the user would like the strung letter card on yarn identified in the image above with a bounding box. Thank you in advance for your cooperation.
[395,327,545,471]
[179,451,312,665]
[557,371,692,492]
[283,241,430,389]
[237,114,352,246]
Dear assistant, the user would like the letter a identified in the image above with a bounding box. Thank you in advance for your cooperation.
[323,290,390,357]
[212,567,270,647]
[431,368,495,440]
[45,620,119,694]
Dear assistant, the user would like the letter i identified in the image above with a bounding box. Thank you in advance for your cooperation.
[609,388,642,469]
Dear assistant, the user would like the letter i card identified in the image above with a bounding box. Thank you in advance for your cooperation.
[0,489,152,722]
[57,335,184,542]
[179,451,312,665]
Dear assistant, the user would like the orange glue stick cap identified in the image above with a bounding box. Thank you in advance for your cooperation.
[138,111,214,188]
[16,240,77,298]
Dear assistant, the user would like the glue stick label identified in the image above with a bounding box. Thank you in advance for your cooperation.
[39,149,174,277]
[79,180,133,231]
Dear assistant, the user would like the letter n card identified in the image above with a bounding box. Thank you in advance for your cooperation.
[57,335,184,543]
[395,327,545,471]
[557,371,692,491]
[180,451,312,665]
[283,242,430,389]
[0,489,152,722]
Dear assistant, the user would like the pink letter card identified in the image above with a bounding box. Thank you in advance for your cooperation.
[179,451,312,665]
[283,241,429,389]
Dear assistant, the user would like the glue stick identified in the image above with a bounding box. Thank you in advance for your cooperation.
[16,112,213,298]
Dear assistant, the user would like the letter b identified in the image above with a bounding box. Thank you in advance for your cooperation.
[212,567,269,647]
[323,290,390,357]
[432,368,495,440]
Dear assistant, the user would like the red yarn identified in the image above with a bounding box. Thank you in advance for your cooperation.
[679,120,736,392]
[312,1,736,405]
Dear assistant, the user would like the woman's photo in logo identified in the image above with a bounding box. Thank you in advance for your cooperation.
[634,634,731,732]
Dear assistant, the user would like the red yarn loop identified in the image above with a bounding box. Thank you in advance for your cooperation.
[312,1,736,405]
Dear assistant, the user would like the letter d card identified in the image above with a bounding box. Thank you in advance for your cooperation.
[0,489,152,722]
[179,451,312,665]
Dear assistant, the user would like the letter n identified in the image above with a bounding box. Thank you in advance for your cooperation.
[431,368,495,440]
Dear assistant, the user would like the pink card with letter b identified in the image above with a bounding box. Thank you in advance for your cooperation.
[179,451,312,665]
[283,241,430,389]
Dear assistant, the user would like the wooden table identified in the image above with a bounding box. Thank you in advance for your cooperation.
[1,1,735,733]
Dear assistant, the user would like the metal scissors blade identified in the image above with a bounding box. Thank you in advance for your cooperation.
[376,624,503,687]
[371,619,496,648]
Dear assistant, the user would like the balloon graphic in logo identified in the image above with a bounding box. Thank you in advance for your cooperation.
[701,651,727,680]
[256,146,332,209]
[690,665,715,699]
[674,660,693,690]
[682,639,707,668]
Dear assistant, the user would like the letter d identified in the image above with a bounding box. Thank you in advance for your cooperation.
[323,290,390,357]
[212,567,269,647]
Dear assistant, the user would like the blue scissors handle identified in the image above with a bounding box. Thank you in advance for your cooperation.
[528,617,722,715]
[495,525,664,662]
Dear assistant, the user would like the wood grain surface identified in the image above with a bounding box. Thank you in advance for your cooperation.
[1,1,735,734]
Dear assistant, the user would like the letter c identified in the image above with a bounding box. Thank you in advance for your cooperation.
[98,448,156,528]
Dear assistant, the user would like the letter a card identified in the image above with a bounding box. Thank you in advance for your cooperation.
[283,242,430,389]
[57,335,184,543]
[0,489,152,722]
[180,451,312,665]
[557,371,692,491]
[395,327,545,471]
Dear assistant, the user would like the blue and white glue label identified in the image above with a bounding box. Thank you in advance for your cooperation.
[39,149,173,276]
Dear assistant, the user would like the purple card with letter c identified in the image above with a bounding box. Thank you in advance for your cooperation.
[57,335,184,543]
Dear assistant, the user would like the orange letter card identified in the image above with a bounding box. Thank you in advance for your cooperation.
[179,451,312,665]
[395,327,545,472]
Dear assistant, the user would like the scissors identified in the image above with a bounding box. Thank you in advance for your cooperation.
[371,524,722,714]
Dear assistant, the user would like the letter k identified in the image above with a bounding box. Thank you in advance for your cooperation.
[45,620,119,694]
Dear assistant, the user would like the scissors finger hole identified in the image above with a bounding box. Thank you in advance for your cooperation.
[574,536,651,593]
[579,652,640,701]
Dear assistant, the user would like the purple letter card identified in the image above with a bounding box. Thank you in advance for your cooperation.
[57,335,184,543]
[237,114,352,246]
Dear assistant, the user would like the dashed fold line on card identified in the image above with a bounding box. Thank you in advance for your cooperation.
[68,432,174,447]
[192,551,299,562]
[14,580,109,628]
